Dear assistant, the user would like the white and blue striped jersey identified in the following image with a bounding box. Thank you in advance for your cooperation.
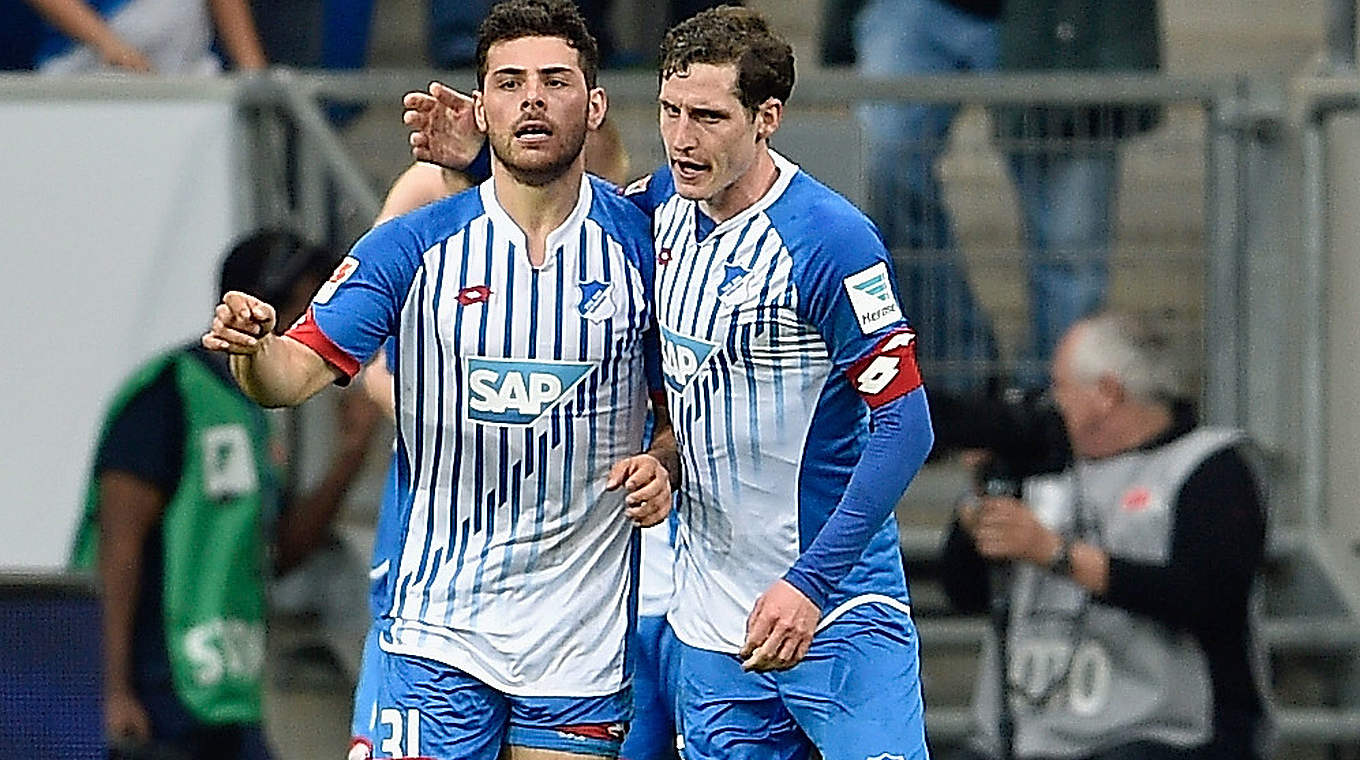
[628,151,923,653]
[288,175,660,696]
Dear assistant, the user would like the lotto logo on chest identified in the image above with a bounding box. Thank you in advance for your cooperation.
[465,357,596,426]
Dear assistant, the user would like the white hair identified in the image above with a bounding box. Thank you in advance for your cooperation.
[1066,312,1183,402]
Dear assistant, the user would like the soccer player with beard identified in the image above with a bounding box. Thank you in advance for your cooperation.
[202,2,678,758]
[403,7,937,760]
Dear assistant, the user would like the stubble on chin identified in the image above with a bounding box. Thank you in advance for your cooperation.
[489,128,588,188]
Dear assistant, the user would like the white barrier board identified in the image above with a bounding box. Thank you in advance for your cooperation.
[0,98,238,569]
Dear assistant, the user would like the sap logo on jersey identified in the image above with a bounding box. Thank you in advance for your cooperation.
[843,261,904,334]
[465,358,595,426]
[660,325,717,393]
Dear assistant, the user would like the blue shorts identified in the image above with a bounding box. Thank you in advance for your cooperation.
[348,645,630,759]
[620,615,681,760]
[675,602,928,760]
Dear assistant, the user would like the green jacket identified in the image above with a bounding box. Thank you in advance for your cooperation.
[996,0,1163,141]
[73,349,273,724]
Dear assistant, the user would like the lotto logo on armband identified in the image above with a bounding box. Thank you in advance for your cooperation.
[846,328,922,408]
[465,357,596,426]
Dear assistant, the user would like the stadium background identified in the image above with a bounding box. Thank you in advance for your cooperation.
[3,0,1360,756]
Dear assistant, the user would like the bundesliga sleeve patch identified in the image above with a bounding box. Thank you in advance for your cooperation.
[846,328,922,408]
[313,255,359,304]
[622,174,652,196]
[842,261,904,334]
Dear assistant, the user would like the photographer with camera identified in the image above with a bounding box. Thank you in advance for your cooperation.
[934,312,1274,760]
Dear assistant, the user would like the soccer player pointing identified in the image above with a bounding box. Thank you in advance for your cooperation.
[206,2,675,758]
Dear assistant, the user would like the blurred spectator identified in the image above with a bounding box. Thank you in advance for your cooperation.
[935,311,1275,760]
[249,0,373,72]
[0,0,43,69]
[426,0,494,69]
[427,0,734,70]
[820,0,867,66]
[995,0,1162,387]
[71,230,380,760]
[27,0,267,74]
[853,0,1002,394]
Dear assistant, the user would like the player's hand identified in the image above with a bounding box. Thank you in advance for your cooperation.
[740,579,819,672]
[606,453,671,527]
[403,81,481,169]
[105,689,152,744]
[202,291,277,355]
[98,38,153,73]
[971,496,1060,566]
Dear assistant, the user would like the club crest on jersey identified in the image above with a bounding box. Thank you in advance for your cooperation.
[457,285,492,306]
[465,357,595,426]
[660,325,718,393]
[577,279,615,321]
[658,248,673,266]
[716,263,754,304]
[314,256,359,304]
[843,261,904,334]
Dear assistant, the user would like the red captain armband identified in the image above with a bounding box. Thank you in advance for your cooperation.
[845,328,923,408]
[285,307,361,381]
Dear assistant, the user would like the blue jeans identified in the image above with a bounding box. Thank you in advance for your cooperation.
[427,0,494,68]
[1007,147,1119,387]
[854,0,999,393]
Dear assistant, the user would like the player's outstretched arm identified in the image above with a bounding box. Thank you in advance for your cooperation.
[403,81,482,170]
[202,290,340,408]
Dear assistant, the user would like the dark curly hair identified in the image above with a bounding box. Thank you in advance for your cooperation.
[658,6,794,114]
[476,0,600,89]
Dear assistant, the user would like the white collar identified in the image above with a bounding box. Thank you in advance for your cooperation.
[479,173,594,264]
[701,149,800,238]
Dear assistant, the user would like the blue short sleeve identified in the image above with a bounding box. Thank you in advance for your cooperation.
[287,219,425,378]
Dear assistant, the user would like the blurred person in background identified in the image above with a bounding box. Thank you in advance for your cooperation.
[853,0,1002,394]
[994,0,1162,388]
[853,0,1162,393]
[26,0,266,73]
[428,0,736,70]
[72,230,381,759]
[934,311,1274,760]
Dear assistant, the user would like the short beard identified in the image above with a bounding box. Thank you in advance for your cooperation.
[489,126,588,188]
